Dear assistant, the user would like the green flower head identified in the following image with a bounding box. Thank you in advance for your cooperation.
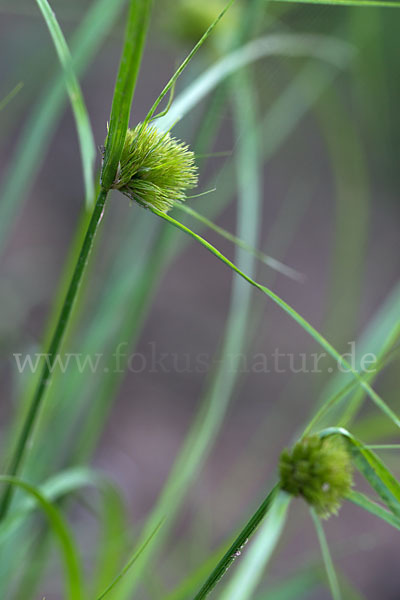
[279,435,353,518]
[112,122,198,213]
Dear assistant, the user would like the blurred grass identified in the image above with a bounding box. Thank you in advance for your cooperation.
[0,0,399,598]
[0,0,127,253]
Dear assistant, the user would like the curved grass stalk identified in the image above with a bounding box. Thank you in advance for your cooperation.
[34,0,95,207]
[142,0,236,126]
[0,476,84,600]
[156,33,353,132]
[150,207,400,429]
[175,203,304,281]
[302,342,400,438]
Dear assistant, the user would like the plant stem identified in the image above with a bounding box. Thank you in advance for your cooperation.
[0,187,108,520]
[101,0,153,190]
[0,0,153,521]
[193,484,279,599]
[310,508,342,600]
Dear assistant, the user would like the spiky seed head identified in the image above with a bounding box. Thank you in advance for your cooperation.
[279,435,353,519]
[112,122,198,213]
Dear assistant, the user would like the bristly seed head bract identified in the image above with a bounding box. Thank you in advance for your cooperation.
[279,434,353,519]
[112,122,198,213]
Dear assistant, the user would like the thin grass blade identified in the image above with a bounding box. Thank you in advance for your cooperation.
[0,476,84,600]
[96,520,164,600]
[271,0,400,7]
[347,490,400,530]
[156,33,353,132]
[150,207,400,429]
[219,491,291,600]
[0,82,23,112]
[176,204,304,281]
[101,0,153,189]
[310,509,342,600]
[34,0,95,207]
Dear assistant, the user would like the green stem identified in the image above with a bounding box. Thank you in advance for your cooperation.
[150,207,399,429]
[193,484,279,599]
[0,187,108,520]
[101,0,153,190]
[310,509,342,600]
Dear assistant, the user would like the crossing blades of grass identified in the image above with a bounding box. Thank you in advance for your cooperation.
[149,207,400,430]
[0,475,84,600]
[301,341,400,437]
[156,33,353,132]
[347,490,400,530]
[114,60,264,600]
[319,428,400,518]
[142,0,236,126]
[34,0,95,207]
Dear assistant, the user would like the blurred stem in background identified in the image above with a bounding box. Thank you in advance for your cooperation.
[0,0,153,520]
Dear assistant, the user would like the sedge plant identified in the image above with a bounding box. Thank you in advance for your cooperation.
[1,0,400,598]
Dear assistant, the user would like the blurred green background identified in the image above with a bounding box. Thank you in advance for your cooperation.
[0,0,399,598]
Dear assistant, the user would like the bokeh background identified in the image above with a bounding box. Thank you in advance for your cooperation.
[0,0,399,598]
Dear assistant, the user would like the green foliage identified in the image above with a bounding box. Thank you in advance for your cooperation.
[1,0,400,598]
[279,435,353,518]
[113,123,198,212]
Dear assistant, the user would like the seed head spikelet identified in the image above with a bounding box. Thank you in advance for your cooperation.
[279,435,353,518]
[112,122,198,213]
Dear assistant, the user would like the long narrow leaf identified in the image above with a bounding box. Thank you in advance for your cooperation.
[320,428,400,518]
[194,485,280,599]
[0,0,126,253]
[34,0,95,206]
[310,509,342,600]
[143,0,236,125]
[0,476,84,600]
[101,0,153,189]
[347,490,400,530]
[157,33,353,132]
[271,0,400,7]
[176,204,304,281]
[150,207,400,429]
[220,492,291,600]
